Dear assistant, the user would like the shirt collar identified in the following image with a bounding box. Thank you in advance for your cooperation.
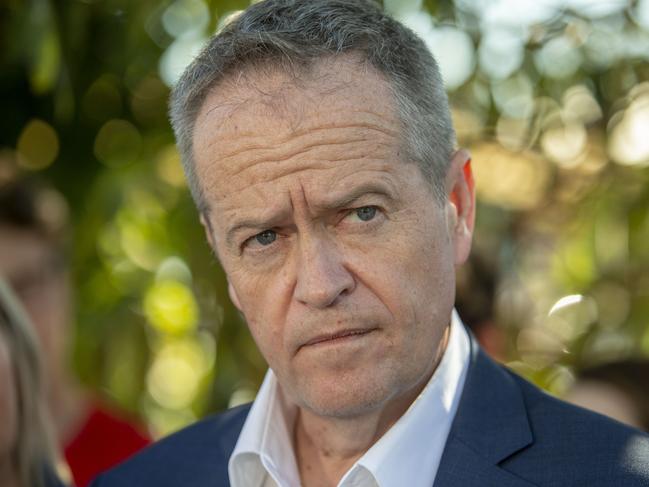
[229,309,471,487]
[228,368,300,487]
[351,309,470,487]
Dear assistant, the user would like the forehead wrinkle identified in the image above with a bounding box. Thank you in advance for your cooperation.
[194,69,403,183]
[198,124,399,203]
[203,125,402,203]
[195,74,401,157]
[215,120,399,168]
[216,163,398,229]
[222,136,393,187]
[286,167,403,217]
[289,181,312,221]
[201,159,330,213]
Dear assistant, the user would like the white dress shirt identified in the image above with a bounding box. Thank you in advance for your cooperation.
[228,310,471,487]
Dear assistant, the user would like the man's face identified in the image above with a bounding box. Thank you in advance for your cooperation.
[193,59,473,417]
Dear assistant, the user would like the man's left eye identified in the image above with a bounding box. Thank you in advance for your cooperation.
[255,229,277,246]
[354,206,377,222]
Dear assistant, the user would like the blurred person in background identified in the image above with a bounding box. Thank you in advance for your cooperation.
[565,360,649,432]
[0,277,64,487]
[0,178,151,487]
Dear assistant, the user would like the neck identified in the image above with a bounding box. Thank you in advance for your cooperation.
[0,457,19,487]
[294,325,451,486]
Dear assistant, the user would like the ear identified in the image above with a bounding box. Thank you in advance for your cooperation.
[228,281,242,311]
[446,149,475,267]
[199,212,217,250]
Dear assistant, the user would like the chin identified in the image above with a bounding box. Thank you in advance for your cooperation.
[293,369,398,419]
[302,393,388,419]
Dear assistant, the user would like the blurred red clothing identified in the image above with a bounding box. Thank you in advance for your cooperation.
[64,404,152,487]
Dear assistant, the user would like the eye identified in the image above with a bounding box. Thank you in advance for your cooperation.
[354,206,377,222]
[253,229,277,246]
[240,228,282,255]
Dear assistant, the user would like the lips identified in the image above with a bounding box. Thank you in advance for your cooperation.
[301,328,376,348]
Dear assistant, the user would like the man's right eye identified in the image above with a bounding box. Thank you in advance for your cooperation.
[252,229,277,246]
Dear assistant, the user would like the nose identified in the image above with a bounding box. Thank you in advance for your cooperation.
[293,235,355,309]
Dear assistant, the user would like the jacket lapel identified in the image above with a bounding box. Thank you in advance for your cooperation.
[433,438,536,487]
[434,332,535,487]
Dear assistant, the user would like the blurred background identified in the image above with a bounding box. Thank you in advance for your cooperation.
[1,0,649,440]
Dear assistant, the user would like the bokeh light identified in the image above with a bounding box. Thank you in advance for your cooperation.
[117,207,169,270]
[156,145,186,187]
[28,6,61,95]
[479,30,524,80]
[608,89,649,166]
[491,74,534,119]
[425,26,475,90]
[562,85,602,125]
[146,338,208,409]
[541,120,588,168]
[534,35,583,79]
[159,36,207,87]
[94,119,142,168]
[16,119,60,170]
[636,0,649,29]
[130,76,169,126]
[144,280,199,336]
[471,143,551,210]
[162,0,209,38]
[82,75,123,122]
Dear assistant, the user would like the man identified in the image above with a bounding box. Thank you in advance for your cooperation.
[92,1,649,486]
[0,179,152,487]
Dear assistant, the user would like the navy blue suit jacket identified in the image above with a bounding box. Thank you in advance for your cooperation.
[91,335,649,486]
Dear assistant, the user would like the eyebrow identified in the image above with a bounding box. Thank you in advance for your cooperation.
[224,180,396,249]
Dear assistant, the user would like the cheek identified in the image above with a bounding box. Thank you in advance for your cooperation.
[246,313,284,362]
[354,227,453,308]
[229,268,293,365]
[348,224,455,358]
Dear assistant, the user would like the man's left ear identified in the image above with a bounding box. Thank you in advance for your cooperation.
[446,149,475,266]
[199,212,217,250]
[228,281,243,311]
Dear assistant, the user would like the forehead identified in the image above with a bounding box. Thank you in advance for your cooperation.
[192,58,404,192]
[197,56,398,129]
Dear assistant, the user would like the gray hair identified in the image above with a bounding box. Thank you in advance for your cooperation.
[0,278,56,487]
[169,0,456,211]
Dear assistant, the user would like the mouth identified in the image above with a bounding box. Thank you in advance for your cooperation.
[301,328,377,349]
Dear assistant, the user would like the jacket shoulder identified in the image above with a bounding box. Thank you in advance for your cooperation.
[90,403,251,487]
[505,370,649,486]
